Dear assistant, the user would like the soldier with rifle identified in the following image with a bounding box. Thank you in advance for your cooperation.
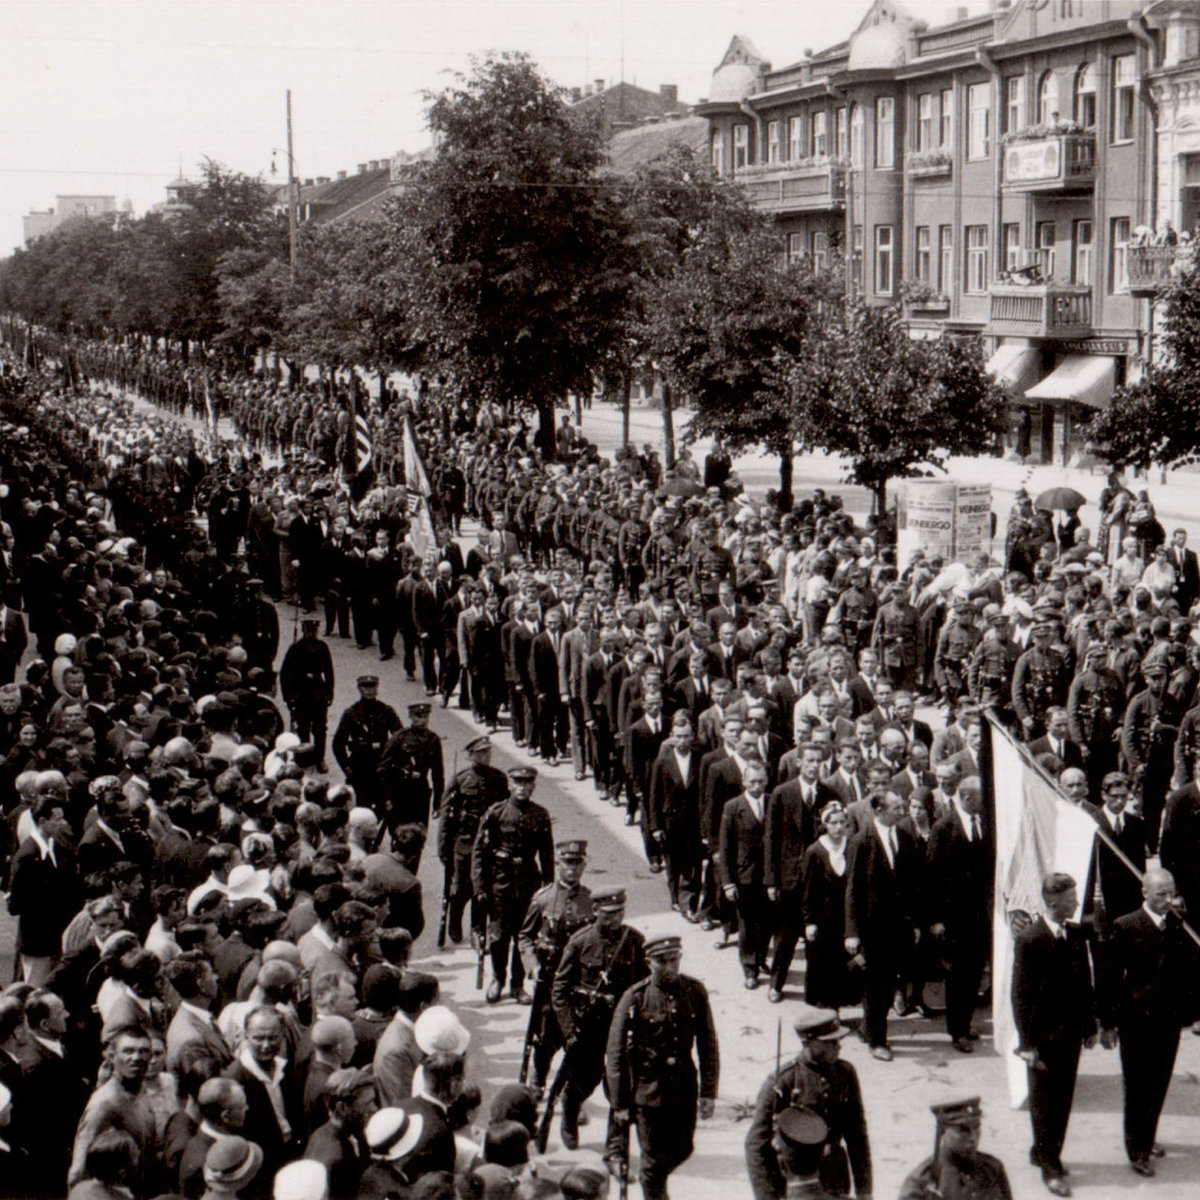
[745,1005,872,1199]
[437,736,508,944]
[517,839,595,1094]
[548,886,647,1152]
[331,674,403,811]
[378,700,445,829]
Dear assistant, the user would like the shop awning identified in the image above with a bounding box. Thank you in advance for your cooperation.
[986,340,1039,392]
[1024,355,1117,408]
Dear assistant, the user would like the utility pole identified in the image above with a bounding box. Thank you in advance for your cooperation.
[286,88,297,277]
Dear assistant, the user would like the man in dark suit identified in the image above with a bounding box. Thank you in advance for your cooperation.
[648,714,703,918]
[584,630,618,799]
[1011,872,1098,1196]
[1168,528,1200,614]
[0,589,28,685]
[1082,771,1147,937]
[1100,867,1199,1178]
[1159,765,1200,927]
[705,583,743,638]
[890,691,933,749]
[847,648,883,719]
[1029,707,1084,771]
[530,607,568,764]
[719,759,772,989]
[889,741,937,799]
[626,687,670,859]
[925,776,991,1052]
[844,789,920,1060]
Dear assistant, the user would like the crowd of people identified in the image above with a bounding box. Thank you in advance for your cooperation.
[0,326,1199,1200]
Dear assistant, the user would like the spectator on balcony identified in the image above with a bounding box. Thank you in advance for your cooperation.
[1154,219,1178,247]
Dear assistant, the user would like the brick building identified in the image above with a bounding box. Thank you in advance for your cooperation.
[696,0,1172,464]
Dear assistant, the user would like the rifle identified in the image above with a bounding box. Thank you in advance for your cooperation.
[474,914,488,990]
[435,855,452,950]
[613,1107,631,1200]
[535,928,630,1152]
[519,952,557,1085]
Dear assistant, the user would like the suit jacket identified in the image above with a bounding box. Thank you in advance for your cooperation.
[166,1002,233,1074]
[826,768,867,810]
[844,822,920,948]
[7,837,80,956]
[892,719,934,750]
[847,675,881,719]
[373,1014,422,1107]
[530,630,564,703]
[1100,906,1198,1030]
[1011,916,1097,1051]
[1170,544,1200,610]
[224,1055,305,1172]
[719,794,767,890]
[560,626,597,701]
[1029,734,1084,770]
[702,754,746,849]
[924,810,991,937]
[889,767,938,799]
[583,651,614,726]
[626,715,668,798]
[647,747,700,843]
[0,608,28,680]
[1082,804,1147,932]
[765,777,838,892]
[1160,783,1200,918]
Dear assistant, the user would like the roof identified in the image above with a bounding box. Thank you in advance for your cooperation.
[294,166,393,224]
[571,81,691,139]
[604,116,709,175]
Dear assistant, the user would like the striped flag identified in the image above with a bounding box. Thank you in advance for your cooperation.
[402,415,431,497]
[354,409,373,475]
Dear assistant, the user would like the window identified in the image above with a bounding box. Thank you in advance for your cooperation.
[1075,63,1096,128]
[968,83,991,159]
[1005,76,1025,135]
[788,117,803,160]
[835,107,849,160]
[875,97,895,168]
[852,224,863,291]
[812,230,828,272]
[1110,217,1131,292]
[966,225,988,294]
[917,94,934,152]
[1004,223,1021,272]
[1036,221,1056,279]
[711,132,725,176]
[850,105,865,167]
[938,225,954,294]
[811,111,828,158]
[1073,219,1093,284]
[940,88,954,148]
[767,121,781,165]
[1038,72,1060,124]
[875,225,894,294]
[916,226,932,284]
[1112,54,1135,142]
[733,124,750,171]
[787,233,805,266]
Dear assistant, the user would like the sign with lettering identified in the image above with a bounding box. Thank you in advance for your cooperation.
[898,480,993,566]
[1004,140,1061,184]
[1056,338,1131,356]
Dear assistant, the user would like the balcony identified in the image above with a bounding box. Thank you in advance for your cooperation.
[735,159,847,214]
[1001,131,1095,192]
[906,150,953,181]
[1127,244,1191,296]
[987,283,1093,338]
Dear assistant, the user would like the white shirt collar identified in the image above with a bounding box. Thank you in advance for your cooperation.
[1143,903,1167,930]
[29,827,56,864]
[181,1000,215,1026]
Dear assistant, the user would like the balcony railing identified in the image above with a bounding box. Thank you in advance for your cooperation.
[988,283,1093,337]
[1002,132,1096,191]
[906,151,953,180]
[1127,244,1191,296]
[735,160,847,214]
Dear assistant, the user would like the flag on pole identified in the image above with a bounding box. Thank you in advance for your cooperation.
[986,716,1097,1108]
[408,496,437,561]
[403,415,431,497]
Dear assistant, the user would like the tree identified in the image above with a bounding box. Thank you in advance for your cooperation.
[398,53,630,456]
[794,301,1006,514]
[1086,259,1200,469]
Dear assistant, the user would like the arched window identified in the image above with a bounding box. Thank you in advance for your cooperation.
[1074,63,1096,128]
[850,104,865,167]
[1039,72,1060,125]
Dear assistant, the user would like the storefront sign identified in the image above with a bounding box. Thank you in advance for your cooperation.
[1055,338,1131,356]
[1004,140,1061,184]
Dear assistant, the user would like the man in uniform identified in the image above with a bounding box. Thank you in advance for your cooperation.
[552,886,648,1151]
[437,736,509,944]
[472,765,555,1004]
[1121,660,1179,853]
[331,676,403,811]
[378,701,445,829]
[518,839,596,1094]
[606,932,719,1200]
[1067,641,1127,800]
[871,585,919,691]
[934,600,981,719]
[235,577,280,673]
[279,617,335,771]
[1012,620,1071,742]
[745,1006,872,1200]
[967,606,1018,722]
[899,1098,1012,1200]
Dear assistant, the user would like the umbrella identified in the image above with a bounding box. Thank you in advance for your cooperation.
[656,474,704,499]
[1035,486,1086,512]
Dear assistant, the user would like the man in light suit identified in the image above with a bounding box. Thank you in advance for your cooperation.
[1168,528,1200,615]
[719,759,772,989]
[648,713,703,918]
[165,951,233,1073]
[560,604,598,781]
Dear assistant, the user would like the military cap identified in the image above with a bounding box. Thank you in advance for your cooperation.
[1143,659,1168,677]
[931,1096,983,1129]
[777,1106,830,1148]
[952,597,974,612]
[246,577,264,588]
[301,617,320,628]
[465,736,492,754]
[644,932,682,959]
[792,1004,850,1041]
[592,886,626,912]
[356,675,379,687]
[408,702,432,715]
[556,839,588,862]
[509,766,538,783]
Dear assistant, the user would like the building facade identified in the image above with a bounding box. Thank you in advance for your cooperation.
[22,195,117,245]
[697,0,1170,464]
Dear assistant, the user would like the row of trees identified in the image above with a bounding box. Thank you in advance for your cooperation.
[0,54,1008,510]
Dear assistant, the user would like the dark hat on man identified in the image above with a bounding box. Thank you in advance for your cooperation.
[644,932,682,959]
[931,1096,983,1130]
[593,886,626,912]
[357,675,379,688]
[777,1106,830,1149]
[301,617,320,629]
[466,736,491,754]
[509,766,537,783]
[556,839,588,862]
[792,1004,850,1041]
[408,702,432,716]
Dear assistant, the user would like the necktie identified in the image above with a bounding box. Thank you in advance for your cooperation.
[971,816,981,841]
[886,828,897,861]
[1114,814,1123,834]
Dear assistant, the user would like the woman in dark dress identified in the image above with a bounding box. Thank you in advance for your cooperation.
[800,801,859,1010]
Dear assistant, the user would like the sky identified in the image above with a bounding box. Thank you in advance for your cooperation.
[0,0,983,255]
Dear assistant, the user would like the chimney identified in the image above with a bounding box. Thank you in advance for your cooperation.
[337,170,347,181]
[594,78,605,95]
[316,176,330,184]
[659,84,678,104]
[955,5,968,18]
[570,86,582,102]
[357,162,367,175]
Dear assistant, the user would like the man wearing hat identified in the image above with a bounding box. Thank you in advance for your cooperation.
[1012,620,1071,743]
[1066,641,1126,799]
[871,585,919,691]
[279,618,335,772]
[935,600,981,719]
[378,700,445,830]
[235,576,280,673]
[745,1006,871,1200]
[1121,656,1180,853]
[967,609,1017,720]
[438,736,510,945]
[552,886,647,1151]
[899,1098,1011,1200]
[518,839,595,1093]
[472,766,555,1003]
[606,931,718,1200]
[331,677,403,811]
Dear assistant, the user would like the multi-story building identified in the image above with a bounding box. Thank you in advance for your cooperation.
[22,194,117,245]
[697,0,1166,464]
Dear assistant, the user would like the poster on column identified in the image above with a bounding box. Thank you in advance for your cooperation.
[896,479,993,567]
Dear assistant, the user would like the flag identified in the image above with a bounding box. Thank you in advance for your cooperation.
[403,415,431,497]
[354,410,373,476]
[409,496,436,561]
[986,716,1097,1108]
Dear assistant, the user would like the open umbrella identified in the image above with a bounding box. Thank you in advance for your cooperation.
[656,474,704,499]
[1035,486,1086,512]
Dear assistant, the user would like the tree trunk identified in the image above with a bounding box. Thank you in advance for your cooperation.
[661,382,677,470]
[536,397,558,461]
[873,479,888,520]
[621,373,632,450]
[777,441,794,512]
[574,391,583,427]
